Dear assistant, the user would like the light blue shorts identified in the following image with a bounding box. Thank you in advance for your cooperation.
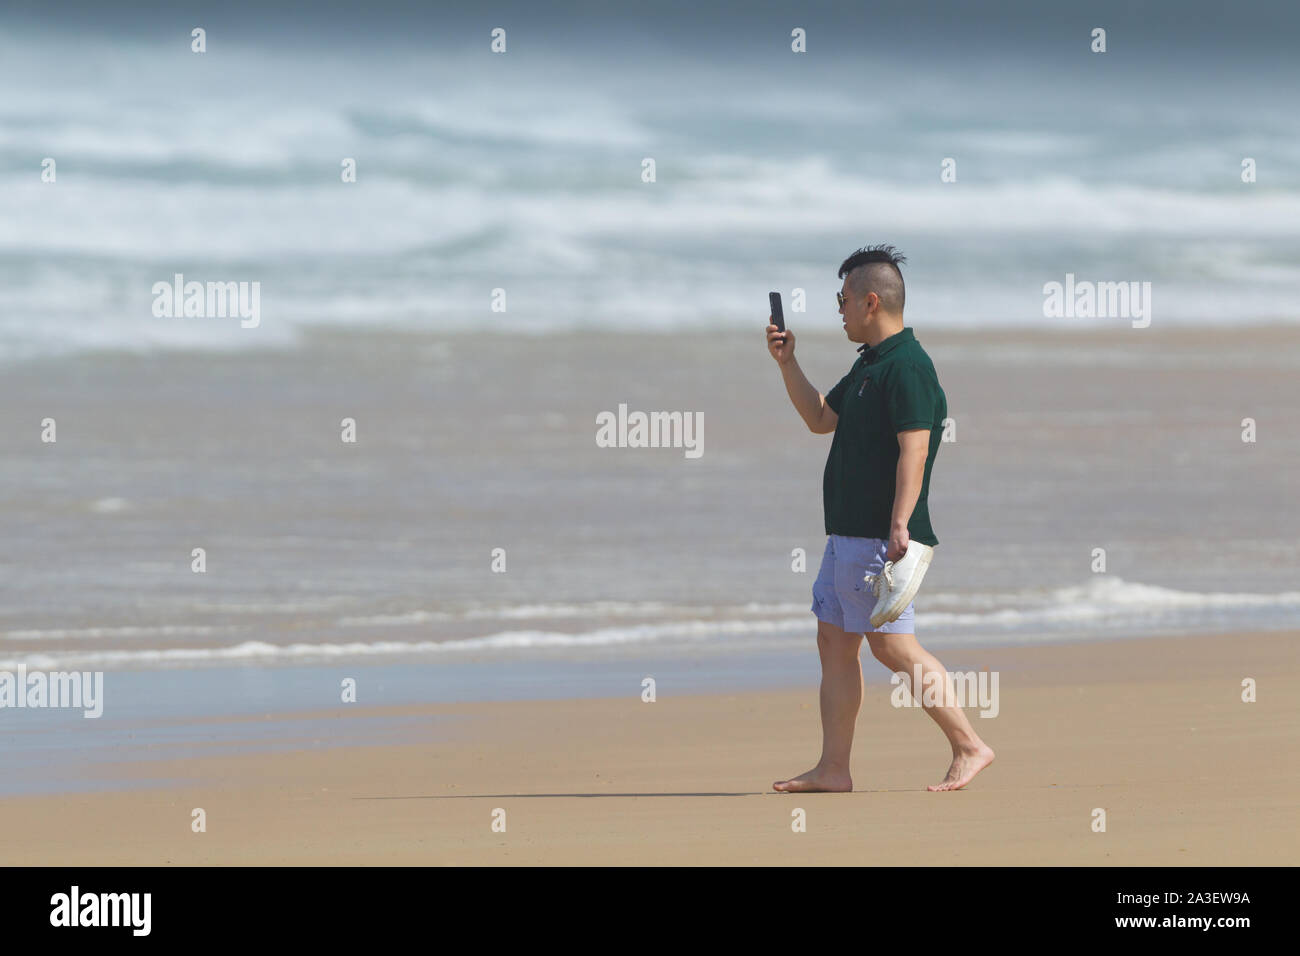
[810,535,916,635]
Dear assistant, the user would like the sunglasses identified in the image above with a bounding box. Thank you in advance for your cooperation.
[839,290,875,308]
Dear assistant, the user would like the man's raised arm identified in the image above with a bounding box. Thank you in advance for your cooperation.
[766,323,838,434]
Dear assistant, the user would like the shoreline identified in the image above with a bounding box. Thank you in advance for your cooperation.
[2,629,1295,864]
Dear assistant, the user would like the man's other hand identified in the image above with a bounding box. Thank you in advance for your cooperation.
[887,525,910,563]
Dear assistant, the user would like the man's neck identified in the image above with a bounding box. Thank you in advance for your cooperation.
[863,316,905,348]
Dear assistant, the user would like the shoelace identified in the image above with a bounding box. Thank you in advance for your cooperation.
[864,562,895,597]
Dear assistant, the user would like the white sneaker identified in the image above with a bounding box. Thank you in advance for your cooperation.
[866,542,934,628]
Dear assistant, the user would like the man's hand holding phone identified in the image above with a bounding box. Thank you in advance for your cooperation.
[766,291,795,365]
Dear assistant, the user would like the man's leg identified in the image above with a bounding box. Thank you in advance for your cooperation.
[773,619,863,792]
[866,632,995,791]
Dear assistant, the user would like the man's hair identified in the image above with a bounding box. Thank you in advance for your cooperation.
[838,244,907,314]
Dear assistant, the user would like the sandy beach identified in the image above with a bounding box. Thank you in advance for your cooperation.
[3,629,1294,866]
[3,329,1298,868]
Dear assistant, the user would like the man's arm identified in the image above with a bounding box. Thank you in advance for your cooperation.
[766,324,838,434]
[887,428,929,560]
[780,359,838,434]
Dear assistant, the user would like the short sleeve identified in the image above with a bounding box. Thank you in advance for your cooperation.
[824,371,852,414]
[886,362,936,432]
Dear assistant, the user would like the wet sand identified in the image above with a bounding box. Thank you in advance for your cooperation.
[3,324,1299,667]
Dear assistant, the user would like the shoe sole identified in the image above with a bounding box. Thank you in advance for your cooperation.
[870,546,933,629]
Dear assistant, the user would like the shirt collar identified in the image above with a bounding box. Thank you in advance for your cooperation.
[857,326,914,362]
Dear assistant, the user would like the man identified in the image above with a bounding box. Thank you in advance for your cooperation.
[766,245,995,793]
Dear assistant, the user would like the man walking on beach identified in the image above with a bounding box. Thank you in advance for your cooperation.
[766,245,995,792]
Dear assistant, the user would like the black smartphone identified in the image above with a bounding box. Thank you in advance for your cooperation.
[768,292,785,333]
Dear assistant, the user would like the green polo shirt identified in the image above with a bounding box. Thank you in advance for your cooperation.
[822,327,945,546]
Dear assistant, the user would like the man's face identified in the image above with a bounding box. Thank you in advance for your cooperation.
[838,282,875,342]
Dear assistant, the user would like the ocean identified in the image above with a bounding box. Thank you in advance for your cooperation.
[4,8,1300,362]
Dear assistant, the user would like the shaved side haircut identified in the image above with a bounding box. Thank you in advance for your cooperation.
[838,244,907,314]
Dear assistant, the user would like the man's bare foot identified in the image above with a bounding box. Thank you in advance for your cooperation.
[927,745,995,791]
[773,766,852,793]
